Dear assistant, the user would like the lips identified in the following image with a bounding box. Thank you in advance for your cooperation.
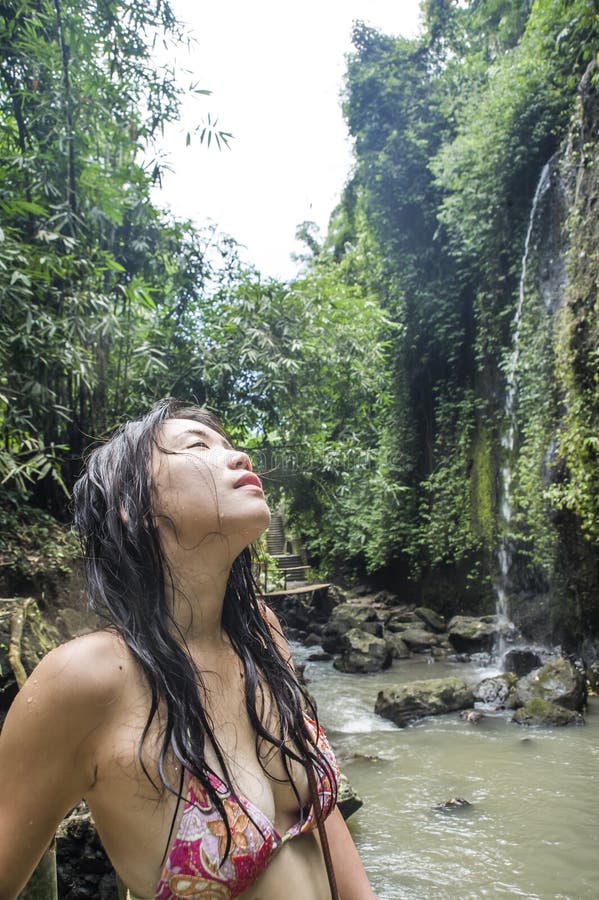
[234,472,263,491]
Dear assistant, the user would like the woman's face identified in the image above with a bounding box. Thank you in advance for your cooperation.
[151,417,270,554]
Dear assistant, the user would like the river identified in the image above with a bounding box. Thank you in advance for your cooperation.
[293,646,599,899]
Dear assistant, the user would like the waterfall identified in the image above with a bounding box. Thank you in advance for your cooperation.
[495,163,552,655]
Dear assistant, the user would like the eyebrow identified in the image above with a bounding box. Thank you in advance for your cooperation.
[178,427,233,451]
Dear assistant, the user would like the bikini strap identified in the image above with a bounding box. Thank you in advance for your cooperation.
[307,761,340,900]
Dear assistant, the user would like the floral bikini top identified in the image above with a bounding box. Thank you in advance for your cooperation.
[155,715,340,900]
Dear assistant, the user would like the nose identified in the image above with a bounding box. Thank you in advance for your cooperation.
[228,449,252,471]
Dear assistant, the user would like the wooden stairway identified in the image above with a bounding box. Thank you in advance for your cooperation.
[265,513,309,589]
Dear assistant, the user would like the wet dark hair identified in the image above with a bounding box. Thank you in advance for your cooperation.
[71,398,336,861]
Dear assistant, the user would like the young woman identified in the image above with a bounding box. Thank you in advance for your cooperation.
[0,400,375,899]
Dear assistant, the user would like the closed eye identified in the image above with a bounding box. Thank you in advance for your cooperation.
[189,441,209,449]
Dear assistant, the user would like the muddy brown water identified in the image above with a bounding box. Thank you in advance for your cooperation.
[293,647,599,899]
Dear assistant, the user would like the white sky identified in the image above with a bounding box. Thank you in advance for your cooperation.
[153,0,423,280]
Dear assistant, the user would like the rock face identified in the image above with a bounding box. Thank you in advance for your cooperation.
[474,674,519,709]
[447,615,503,653]
[267,585,340,635]
[333,628,391,674]
[375,677,474,727]
[513,699,585,727]
[56,805,118,899]
[503,648,543,677]
[336,773,363,819]
[515,658,586,711]
[322,604,382,653]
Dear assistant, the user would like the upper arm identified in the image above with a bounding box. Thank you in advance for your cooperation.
[324,806,377,900]
[0,638,117,897]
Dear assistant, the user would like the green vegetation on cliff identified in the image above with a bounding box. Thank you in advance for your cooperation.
[0,0,598,644]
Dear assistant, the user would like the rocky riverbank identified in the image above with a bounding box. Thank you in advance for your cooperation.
[267,585,593,729]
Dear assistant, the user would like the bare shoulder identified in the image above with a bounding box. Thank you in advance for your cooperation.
[30,628,129,689]
[11,629,134,729]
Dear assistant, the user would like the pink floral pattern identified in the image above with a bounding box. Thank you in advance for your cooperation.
[155,716,339,899]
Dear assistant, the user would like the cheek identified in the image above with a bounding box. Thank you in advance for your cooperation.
[152,456,219,527]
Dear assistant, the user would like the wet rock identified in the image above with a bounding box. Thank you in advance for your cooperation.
[414,607,446,633]
[303,632,322,646]
[588,661,599,694]
[327,584,349,606]
[322,604,382,654]
[373,589,400,607]
[515,657,586,711]
[399,628,440,652]
[474,673,519,709]
[56,804,118,899]
[433,797,472,812]
[503,648,543,677]
[447,615,505,653]
[385,633,411,660]
[384,610,421,633]
[267,585,340,634]
[460,709,484,724]
[337,772,363,819]
[513,699,585,727]
[54,606,96,641]
[307,651,332,662]
[375,677,474,727]
[333,628,391,674]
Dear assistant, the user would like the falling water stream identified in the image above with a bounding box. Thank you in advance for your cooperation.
[495,164,552,651]
[295,646,599,899]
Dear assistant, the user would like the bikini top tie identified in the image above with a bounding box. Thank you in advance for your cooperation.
[155,715,339,899]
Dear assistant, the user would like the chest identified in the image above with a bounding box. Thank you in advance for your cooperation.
[87,664,311,896]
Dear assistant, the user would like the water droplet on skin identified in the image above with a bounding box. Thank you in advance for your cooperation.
[27,697,33,703]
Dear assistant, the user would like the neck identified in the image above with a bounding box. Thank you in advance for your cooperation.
[162,533,235,647]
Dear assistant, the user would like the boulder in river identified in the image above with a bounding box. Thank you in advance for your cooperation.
[433,797,472,812]
[384,609,422,633]
[385,633,411,660]
[398,627,439,652]
[337,772,363,819]
[322,603,382,653]
[460,709,484,724]
[447,615,507,654]
[503,648,543,677]
[474,673,519,709]
[514,657,586,711]
[414,607,446,633]
[333,628,391,674]
[375,677,474,727]
[513,699,585,727]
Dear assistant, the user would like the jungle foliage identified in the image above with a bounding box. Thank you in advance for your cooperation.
[290,0,599,624]
[1,0,598,637]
